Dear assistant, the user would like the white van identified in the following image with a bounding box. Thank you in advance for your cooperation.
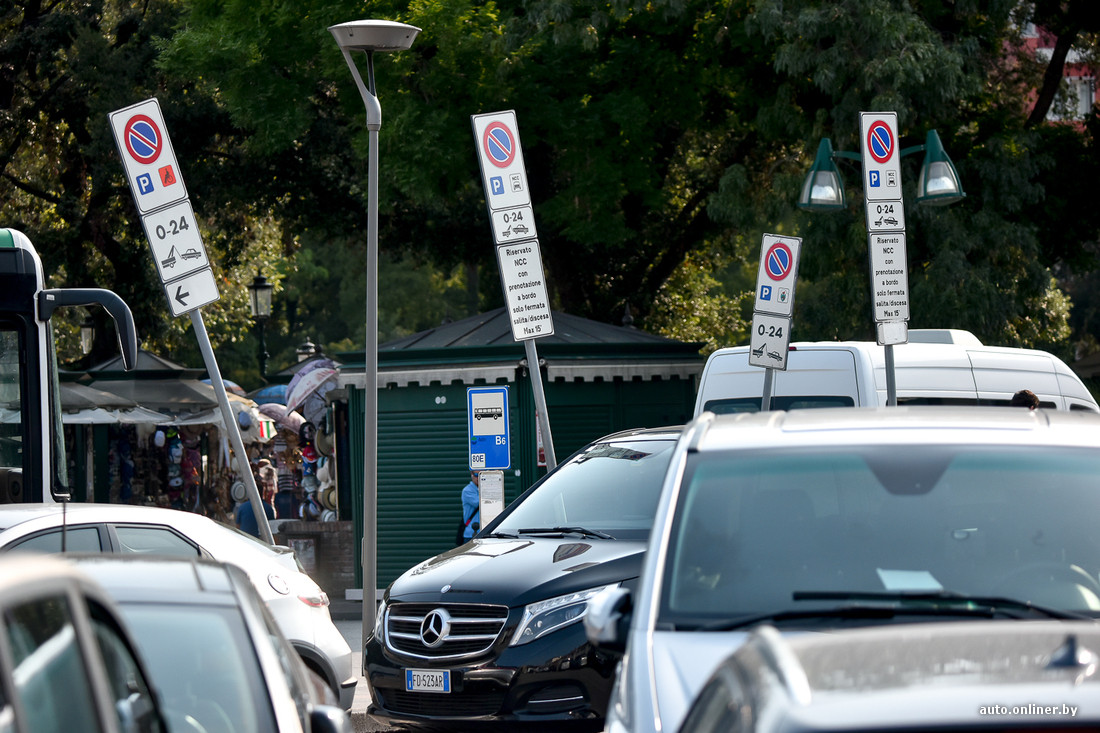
[695,329,1099,416]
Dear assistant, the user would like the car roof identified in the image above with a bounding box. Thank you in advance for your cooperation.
[0,552,112,604]
[0,502,218,529]
[594,424,684,443]
[689,406,1100,452]
[726,621,1100,727]
[64,553,246,606]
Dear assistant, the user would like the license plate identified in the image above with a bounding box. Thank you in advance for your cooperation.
[405,669,450,693]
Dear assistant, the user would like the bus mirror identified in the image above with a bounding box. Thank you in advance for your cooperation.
[37,288,139,370]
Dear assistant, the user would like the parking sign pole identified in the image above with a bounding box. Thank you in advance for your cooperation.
[524,340,557,470]
[761,367,774,412]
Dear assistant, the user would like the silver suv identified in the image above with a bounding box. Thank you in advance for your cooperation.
[587,407,1100,733]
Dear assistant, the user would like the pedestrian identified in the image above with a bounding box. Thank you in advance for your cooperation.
[457,470,480,545]
[1010,389,1040,409]
[238,464,277,538]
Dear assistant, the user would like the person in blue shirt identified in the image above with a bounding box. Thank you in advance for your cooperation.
[460,471,481,543]
[237,466,277,538]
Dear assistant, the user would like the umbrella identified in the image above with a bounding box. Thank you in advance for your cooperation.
[258,403,306,432]
[285,367,337,416]
[201,378,246,397]
[250,383,288,405]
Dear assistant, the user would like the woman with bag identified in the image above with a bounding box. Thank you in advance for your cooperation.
[456,471,480,545]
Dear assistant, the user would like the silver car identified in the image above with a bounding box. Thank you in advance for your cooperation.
[68,554,351,733]
[587,407,1100,733]
[0,553,167,732]
[0,503,356,710]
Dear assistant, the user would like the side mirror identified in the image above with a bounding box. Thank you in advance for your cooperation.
[584,585,632,654]
[310,704,354,733]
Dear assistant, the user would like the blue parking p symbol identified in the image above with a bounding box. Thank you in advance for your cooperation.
[760,285,772,301]
[137,174,154,195]
[869,171,880,187]
[490,176,504,196]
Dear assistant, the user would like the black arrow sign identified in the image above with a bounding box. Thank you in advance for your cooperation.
[174,285,190,305]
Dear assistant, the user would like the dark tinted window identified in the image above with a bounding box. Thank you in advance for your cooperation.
[704,396,855,414]
[7,527,102,553]
[494,437,677,539]
[113,526,199,556]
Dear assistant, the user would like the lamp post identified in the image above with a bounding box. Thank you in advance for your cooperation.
[798,123,965,404]
[329,18,420,640]
[247,272,273,380]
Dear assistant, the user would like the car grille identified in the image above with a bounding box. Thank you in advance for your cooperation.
[385,602,509,660]
[378,688,506,717]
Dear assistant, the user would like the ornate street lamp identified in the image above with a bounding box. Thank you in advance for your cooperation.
[247,272,273,380]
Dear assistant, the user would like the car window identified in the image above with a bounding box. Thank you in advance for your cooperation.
[494,437,677,539]
[661,445,1100,625]
[704,396,855,413]
[112,526,199,556]
[88,601,164,733]
[240,578,313,725]
[117,604,276,733]
[4,593,100,732]
[6,527,103,553]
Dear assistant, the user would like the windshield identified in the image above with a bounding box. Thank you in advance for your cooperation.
[120,603,277,733]
[661,445,1100,628]
[492,436,678,540]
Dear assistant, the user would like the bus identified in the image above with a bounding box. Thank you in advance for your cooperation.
[0,229,137,502]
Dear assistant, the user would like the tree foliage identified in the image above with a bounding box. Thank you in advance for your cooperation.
[3,0,1100,389]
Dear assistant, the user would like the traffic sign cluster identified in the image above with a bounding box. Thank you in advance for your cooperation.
[109,99,219,317]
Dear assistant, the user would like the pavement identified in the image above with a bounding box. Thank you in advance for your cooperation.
[330,597,400,732]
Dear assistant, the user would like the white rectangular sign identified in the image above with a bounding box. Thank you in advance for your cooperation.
[163,267,220,318]
[472,111,532,211]
[141,200,211,284]
[868,233,910,322]
[865,199,906,233]
[478,470,506,526]
[748,313,792,370]
[859,112,903,203]
[753,234,801,317]
[491,205,538,245]
[497,240,554,341]
[109,98,188,215]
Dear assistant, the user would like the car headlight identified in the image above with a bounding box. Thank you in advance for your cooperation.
[373,599,387,639]
[510,584,618,646]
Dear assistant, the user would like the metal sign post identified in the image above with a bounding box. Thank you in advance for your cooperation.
[472,110,557,469]
[748,234,802,411]
[860,111,910,405]
[110,98,271,544]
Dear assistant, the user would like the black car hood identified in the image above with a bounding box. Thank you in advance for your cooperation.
[386,536,644,607]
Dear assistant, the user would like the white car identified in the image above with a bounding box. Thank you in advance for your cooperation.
[0,503,356,710]
[586,407,1100,733]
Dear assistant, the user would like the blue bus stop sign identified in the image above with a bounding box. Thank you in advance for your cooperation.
[468,387,510,470]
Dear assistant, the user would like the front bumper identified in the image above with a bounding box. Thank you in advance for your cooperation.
[364,620,615,726]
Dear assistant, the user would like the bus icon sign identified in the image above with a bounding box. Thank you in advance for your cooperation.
[468,387,510,470]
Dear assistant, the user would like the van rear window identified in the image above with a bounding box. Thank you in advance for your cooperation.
[704,396,855,414]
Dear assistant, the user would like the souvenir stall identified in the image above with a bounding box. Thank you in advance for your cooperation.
[75,351,275,519]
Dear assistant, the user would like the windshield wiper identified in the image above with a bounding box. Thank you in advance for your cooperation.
[695,589,1091,632]
[517,526,614,539]
[482,531,518,539]
[792,590,1091,621]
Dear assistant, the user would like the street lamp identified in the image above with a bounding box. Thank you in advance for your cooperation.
[798,129,965,211]
[798,123,966,405]
[329,18,420,641]
[247,272,273,380]
[80,314,95,356]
